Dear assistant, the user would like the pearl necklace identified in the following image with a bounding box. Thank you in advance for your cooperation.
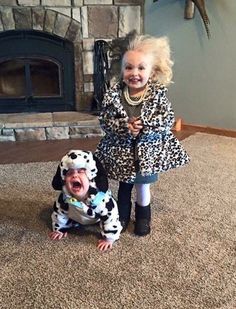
[124,86,148,106]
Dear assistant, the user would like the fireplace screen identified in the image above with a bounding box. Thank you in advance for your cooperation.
[0,58,60,98]
[0,30,75,113]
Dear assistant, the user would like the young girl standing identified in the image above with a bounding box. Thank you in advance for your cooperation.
[95,33,190,236]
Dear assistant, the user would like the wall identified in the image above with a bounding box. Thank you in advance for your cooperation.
[145,0,236,130]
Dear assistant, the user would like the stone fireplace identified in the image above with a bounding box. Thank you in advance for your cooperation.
[0,29,75,113]
[0,0,144,114]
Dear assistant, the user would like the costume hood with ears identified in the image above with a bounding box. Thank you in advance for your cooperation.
[52,150,108,193]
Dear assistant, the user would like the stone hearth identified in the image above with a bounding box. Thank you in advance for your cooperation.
[0,112,102,142]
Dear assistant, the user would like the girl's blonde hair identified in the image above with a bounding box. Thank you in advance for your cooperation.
[122,34,174,86]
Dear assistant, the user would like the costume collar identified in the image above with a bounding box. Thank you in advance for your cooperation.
[63,193,84,209]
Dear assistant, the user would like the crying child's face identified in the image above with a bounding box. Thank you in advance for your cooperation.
[64,168,90,200]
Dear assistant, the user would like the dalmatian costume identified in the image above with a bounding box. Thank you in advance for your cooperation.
[51,150,122,243]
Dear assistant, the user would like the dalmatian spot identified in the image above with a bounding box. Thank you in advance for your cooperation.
[61,203,69,211]
[106,200,115,211]
[88,187,97,195]
[62,169,68,176]
[58,193,64,204]
[69,152,77,160]
[87,208,93,216]
[53,202,58,212]
[101,215,109,222]
[104,229,118,234]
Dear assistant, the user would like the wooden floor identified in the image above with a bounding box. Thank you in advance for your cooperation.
[0,127,234,164]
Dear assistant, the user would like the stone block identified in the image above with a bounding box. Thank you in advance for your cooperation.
[46,126,69,140]
[84,82,94,92]
[0,135,16,142]
[74,42,83,60]
[81,6,88,38]
[119,6,141,37]
[75,93,93,111]
[65,19,81,42]
[0,129,15,142]
[1,128,14,136]
[52,111,98,126]
[44,9,57,33]
[88,6,118,38]
[1,8,15,31]
[53,13,71,37]
[72,8,81,22]
[4,113,53,129]
[13,8,32,29]
[114,0,144,4]
[82,38,95,51]
[85,0,112,4]
[15,128,46,141]
[74,0,83,6]
[18,0,40,6]
[32,8,45,30]
[48,7,71,18]
[82,51,94,74]
[69,126,103,138]
[0,0,17,5]
[42,0,71,6]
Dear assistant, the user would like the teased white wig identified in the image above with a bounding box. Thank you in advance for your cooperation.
[121,34,174,86]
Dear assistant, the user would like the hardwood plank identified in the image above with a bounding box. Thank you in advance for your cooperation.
[0,137,101,164]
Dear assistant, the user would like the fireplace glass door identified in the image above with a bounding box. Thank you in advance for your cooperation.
[0,58,60,98]
[0,30,75,113]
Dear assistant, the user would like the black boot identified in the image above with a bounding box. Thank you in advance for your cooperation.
[118,182,134,232]
[134,203,151,236]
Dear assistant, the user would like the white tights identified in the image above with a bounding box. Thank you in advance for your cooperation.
[135,183,151,207]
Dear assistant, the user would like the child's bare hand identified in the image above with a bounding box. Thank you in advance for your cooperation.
[97,239,113,252]
[128,117,143,137]
[49,231,67,240]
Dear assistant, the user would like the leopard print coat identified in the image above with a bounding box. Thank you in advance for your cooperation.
[95,81,190,183]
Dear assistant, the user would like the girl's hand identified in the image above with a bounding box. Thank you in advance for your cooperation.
[97,239,113,252]
[49,231,68,240]
[128,117,143,137]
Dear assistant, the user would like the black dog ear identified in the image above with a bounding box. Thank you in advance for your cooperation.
[52,165,63,190]
[93,155,108,193]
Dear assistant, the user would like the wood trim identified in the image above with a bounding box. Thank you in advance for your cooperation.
[174,118,182,131]
[182,123,236,138]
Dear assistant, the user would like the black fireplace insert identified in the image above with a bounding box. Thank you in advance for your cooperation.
[0,30,75,113]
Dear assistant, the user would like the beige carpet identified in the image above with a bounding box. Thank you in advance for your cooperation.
[0,133,235,309]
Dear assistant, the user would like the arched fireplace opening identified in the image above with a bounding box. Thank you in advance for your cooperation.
[0,30,75,113]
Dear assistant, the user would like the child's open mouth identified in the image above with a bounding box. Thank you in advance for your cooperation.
[72,181,81,189]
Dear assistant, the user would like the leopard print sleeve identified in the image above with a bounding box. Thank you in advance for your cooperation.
[99,86,130,136]
[142,88,175,134]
